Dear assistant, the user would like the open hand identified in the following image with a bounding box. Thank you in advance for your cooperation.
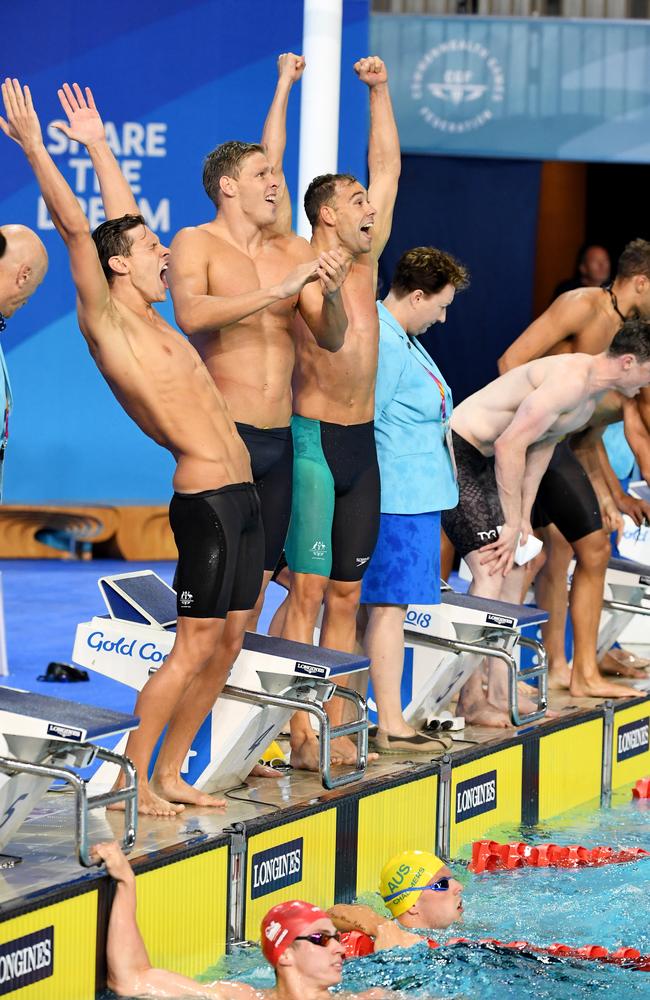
[354,56,388,87]
[317,248,350,296]
[277,53,306,84]
[53,82,105,147]
[276,257,320,298]
[616,492,650,528]
[0,78,43,154]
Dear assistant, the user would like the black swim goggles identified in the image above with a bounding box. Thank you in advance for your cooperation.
[293,931,341,947]
[383,877,451,903]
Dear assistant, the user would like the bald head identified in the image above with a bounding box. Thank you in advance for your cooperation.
[0,224,48,319]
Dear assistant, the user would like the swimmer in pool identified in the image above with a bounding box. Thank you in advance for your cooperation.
[329,849,463,949]
[93,840,396,998]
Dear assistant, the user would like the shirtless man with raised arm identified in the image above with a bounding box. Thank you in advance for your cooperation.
[272,56,400,769]
[0,78,268,816]
[93,839,395,999]
[498,240,650,696]
[441,320,650,726]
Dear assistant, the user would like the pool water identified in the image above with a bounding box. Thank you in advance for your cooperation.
[105,792,650,999]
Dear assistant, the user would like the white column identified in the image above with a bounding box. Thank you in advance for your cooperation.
[297,0,343,239]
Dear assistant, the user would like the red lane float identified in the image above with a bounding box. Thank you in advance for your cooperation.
[632,777,650,799]
[470,839,650,873]
[340,931,650,971]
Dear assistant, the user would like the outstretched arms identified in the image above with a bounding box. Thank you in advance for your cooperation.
[355,56,400,261]
[0,78,111,331]
[261,53,305,235]
[53,82,140,220]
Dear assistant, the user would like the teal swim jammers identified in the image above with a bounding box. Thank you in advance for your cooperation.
[285,415,380,581]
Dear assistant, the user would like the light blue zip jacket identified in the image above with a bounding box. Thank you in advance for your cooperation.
[374,301,458,514]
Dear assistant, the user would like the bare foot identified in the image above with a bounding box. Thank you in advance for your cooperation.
[151,774,225,808]
[108,782,185,817]
[599,651,647,679]
[608,647,650,671]
[570,676,642,700]
[460,702,513,728]
[547,659,572,691]
[331,734,379,765]
[290,735,342,772]
[250,763,283,779]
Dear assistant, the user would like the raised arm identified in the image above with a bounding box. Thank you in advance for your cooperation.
[168,228,322,335]
[0,78,111,332]
[54,82,140,219]
[93,842,254,1000]
[355,56,401,260]
[261,53,305,235]
[497,293,595,373]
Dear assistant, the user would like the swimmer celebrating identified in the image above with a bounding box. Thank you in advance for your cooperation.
[0,78,264,816]
[277,56,401,770]
[93,840,393,998]
[442,320,650,725]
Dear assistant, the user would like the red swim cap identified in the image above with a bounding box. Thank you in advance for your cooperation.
[261,900,330,967]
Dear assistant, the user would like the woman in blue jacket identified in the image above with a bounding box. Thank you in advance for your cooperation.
[361,247,469,751]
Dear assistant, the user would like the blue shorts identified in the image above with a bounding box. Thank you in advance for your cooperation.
[360,511,441,606]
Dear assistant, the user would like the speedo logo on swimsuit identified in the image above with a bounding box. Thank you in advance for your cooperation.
[455,769,497,823]
[46,723,82,741]
[179,590,194,607]
[485,613,516,628]
[250,837,303,899]
[0,927,53,994]
[355,556,370,566]
[295,661,328,678]
[616,717,649,762]
[310,541,327,559]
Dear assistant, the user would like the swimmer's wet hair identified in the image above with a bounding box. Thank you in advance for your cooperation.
[608,318,650,362]
[391,246,470,297]
[202,141,266,206]
[92,214,146,284]
[616,238,650,280]
[304,173,358,228]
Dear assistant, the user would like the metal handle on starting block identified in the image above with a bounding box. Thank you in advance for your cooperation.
[0,744,137,867]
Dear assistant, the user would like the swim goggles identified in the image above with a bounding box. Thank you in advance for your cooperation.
[294,931,341,947]
[383,877,450,903]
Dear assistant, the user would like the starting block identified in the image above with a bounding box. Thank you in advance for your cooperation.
[73,572,370,792]
[393,588,548,728]
[597,556,650,663]
[0,686,137,866]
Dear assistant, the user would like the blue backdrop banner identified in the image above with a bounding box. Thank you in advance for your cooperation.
[372,14,650,162]
[2,0,369,503]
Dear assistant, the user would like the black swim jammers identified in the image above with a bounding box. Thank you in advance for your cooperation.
[441,431,504,557]
[235,422,293,572]
[169,482,264,618]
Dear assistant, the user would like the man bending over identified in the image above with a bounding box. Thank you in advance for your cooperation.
[442,321,650,725]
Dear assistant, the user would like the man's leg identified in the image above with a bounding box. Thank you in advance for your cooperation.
[114,616,225,816]
[569,529,640,699]
[533,524,573,689]
[150,609,250,807]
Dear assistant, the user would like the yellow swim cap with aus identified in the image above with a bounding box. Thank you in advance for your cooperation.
[380,850,444,918]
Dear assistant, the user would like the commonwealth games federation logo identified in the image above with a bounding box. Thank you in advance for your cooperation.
[411,40,505,134]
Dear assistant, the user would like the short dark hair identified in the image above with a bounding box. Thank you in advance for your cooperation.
[202,141,265,206]
[608,317,650,363]
[92,215,146,284]
[0,230,6,260]
[303,173,358,228]
[616,239,650,280]
[391,246,470,298]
